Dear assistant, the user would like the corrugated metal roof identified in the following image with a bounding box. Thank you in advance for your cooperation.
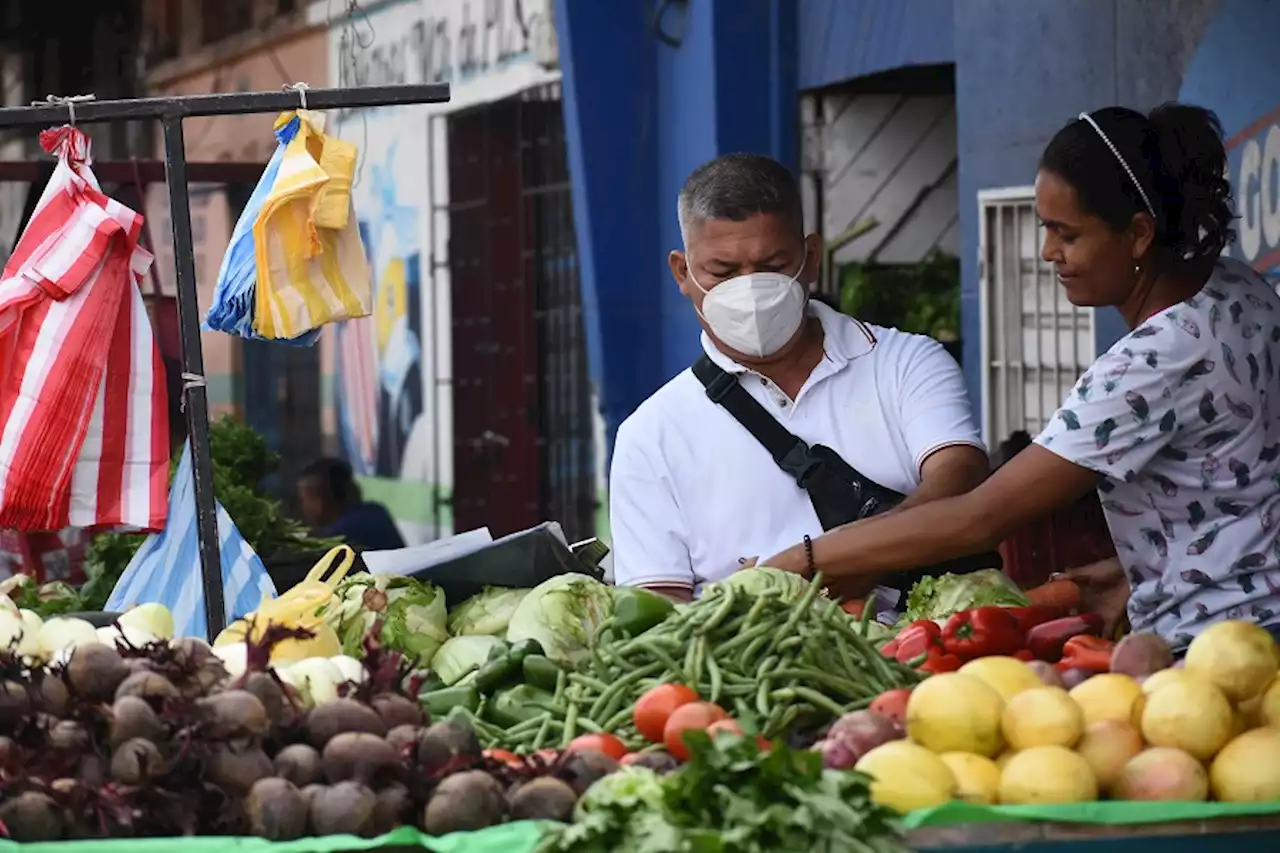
[798,0,956,91]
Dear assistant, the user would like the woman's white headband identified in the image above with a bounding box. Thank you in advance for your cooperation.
[1077,111,1156,219]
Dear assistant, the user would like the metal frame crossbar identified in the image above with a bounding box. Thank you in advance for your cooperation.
[0,83,451,639]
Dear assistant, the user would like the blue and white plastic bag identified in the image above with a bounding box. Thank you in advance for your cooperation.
[106,442,277,640]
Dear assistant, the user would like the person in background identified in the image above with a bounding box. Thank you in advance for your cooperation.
[609,153,992,604]
[762,103,1280,652]
[297,457,406,552]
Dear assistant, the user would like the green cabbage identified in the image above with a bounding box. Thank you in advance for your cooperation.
[506,572,614,663]
[902,569,1028,623]
[704,566,814,602]
[324,573,449,662]
[430,634,506,685]
[447,586,530,636]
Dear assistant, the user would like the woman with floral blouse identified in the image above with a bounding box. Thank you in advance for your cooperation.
[762,103,1280,653]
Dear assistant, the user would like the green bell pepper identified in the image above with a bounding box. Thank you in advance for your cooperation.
[420,685,482,718]
[521,654,563,693]
[474,637,546,694]
[612,587,675,637]
[486,684,557,728]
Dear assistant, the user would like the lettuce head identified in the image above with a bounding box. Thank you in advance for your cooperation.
[447,585,530,637]
[506,572,614,663]
[903,569,1028,623]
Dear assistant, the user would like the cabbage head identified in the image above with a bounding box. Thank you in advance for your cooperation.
[903,569,1028,623]
[447,585,530,637]
[506,572,614,663]
[431,634,506,685]
[324,573,449,662]
[705,566,814,603]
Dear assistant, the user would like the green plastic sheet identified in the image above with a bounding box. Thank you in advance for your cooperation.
[903,800,1280,829]
[0,823,546,853]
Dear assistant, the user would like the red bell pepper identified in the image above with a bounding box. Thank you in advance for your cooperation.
[1025,614,1105,663]
[1013,649,1036,662]
[918,650,962,674]
[1005,605,1073,635]
[889,621,944,665]
[1057,635,1114,673]
[940,607,1024,661]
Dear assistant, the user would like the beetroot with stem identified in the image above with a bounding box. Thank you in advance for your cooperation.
[48,719,90,752]
[114,671,180,705]
[274,744,322,787]
[508,777,577,822]
[110,737,164,785]
[304,698,387,748]
[205,744,273,797]
[0,790,65,841]
[65,643,129,702]
[371,783,411,835]
[195,690,270,741]
[417,721,482,776]
[309,781,377,837]
[321,732,402,786]
[559,749,619,796]
[245,777,308,840]
[370,693,423,729]
[386,724,424,758]
[108,696,166,748]
[423,770,506,835]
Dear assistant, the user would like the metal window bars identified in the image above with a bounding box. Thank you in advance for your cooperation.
[0,83,451,640]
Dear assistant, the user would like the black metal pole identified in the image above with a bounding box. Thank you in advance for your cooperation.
[161,115,225,641]
[0,85,451,127]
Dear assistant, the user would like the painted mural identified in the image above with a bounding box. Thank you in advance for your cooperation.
[324,0,562,542]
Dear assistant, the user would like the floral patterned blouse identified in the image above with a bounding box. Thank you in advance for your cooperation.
[1036,258,1280,652]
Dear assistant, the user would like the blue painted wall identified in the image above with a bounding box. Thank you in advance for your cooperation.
[556,0,798,451]
[559,0,1262,462]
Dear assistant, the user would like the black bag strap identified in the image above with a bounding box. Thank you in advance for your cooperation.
[691,355,823,488]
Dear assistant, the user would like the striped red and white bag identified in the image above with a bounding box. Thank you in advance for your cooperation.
[0,126,168,532]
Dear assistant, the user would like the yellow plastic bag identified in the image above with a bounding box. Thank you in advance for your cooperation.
[213,545,355,652]
[252,110,371,340]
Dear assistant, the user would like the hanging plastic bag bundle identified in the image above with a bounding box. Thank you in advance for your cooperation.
[252,109,371,340]
[106,442,277,641]
[204,115,321,346]
[0,126,169,532]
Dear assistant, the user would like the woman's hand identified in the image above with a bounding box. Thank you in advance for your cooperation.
[1057,557,1130,637]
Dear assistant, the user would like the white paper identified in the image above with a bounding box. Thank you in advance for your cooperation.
[360,527,494,577]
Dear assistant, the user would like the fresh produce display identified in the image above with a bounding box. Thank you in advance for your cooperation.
[539,730,908,853]
[840,620,1280,812]
[446,571,922,755]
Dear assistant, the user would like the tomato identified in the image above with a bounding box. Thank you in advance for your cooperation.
[705,718,772,752]
[482,748,523,767]
[840,599,866,618]
[566,733,629,761]
[633,683,700,743]
[869,688,912,724]
[662,701,728,761]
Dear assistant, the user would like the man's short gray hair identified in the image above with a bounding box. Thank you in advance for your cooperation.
[676,153,804,246]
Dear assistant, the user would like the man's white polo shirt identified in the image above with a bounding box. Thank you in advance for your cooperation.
[608,301,984,593]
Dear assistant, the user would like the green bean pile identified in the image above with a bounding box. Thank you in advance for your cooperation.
[463,574,924,753]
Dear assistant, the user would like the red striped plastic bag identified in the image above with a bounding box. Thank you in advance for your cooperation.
[0,126,168,532]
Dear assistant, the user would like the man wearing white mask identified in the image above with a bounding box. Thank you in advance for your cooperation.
[609,153,995,605]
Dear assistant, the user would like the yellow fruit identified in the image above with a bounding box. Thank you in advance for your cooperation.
[1210,727,1280,802]
[994,750,1017,770]
[939,752,1002,805]
[1256,679,1280,727]
[999,746,1098,805]
[1070,674,1143,726]
[1239,691,1267,728]
[855,741,957,813]
[1076,720,1144,791]
[1184,621,1280,703]
[906,673,1005,757]
[1112,747,1208,802]
[1140,678,1234,760]
[1001,687,1085,750]
[958,657,1043,702]
[1141,668,1194,695]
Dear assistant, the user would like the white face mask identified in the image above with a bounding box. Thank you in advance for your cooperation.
[688,255,808,357]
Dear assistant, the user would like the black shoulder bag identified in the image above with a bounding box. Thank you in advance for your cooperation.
[692,355,1001,594]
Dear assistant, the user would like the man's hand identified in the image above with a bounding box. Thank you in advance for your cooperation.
[1057,558,1129,637]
